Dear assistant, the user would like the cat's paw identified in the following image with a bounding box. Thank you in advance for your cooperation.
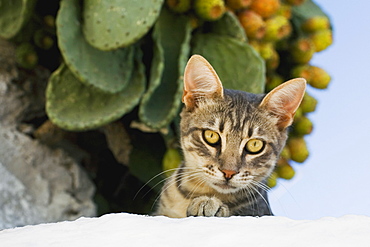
[187,196,230,217]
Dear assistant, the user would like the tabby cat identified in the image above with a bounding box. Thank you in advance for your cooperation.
[155,55,306,218]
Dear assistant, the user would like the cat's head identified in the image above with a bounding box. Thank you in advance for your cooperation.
[180,55,306,194]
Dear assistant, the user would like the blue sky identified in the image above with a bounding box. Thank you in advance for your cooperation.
[270,0,370,219]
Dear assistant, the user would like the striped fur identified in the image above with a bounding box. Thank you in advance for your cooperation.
[154,55,306,218]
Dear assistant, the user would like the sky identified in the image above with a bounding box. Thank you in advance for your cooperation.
[270,0,370,219]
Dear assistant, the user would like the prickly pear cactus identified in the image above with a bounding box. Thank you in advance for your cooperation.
[46,48,145,131]
[57,0,135,93]
[139,8,192,129]
[83,0,164,51]
[192,33,265,94]
[210,11,247,42]
[0,0,36,39]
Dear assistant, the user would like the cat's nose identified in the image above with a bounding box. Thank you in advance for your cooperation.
[221,169,237,180]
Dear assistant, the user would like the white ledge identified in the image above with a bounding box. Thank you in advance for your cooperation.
[1,213,370,247]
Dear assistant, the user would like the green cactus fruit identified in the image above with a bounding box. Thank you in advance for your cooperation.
[280,146,291,160]
[276,3,292,19]
[276,163,295,180]
[293,115,313,136]
[266,48,280,71]
[310,29,333,52]
[162,148,182,177]
[249,0,280,19]
[308,65,331,89]
[192,33,265,94]
[225,0,252,11]
[0,0,37,39]
[291,64,311,81]
[301,16,330,33]
[210,11,247,42]
[254,42,275,61]
[287,137,309,163]
[193,0,226,21]
[267,171,278,188]
[238,10,266,39]
[300,92,317,113]
[266,74,283,92]
[139,8,192,129]
[15,43,38,69]
[57,0,135,93]
[290,37,315,64]
[166,0,191,13]
[83,0,163,51]
[294,107,303,119]
[34,29,54,50]
[46,49,146,131]
[264,15,291,42]
[44,15,56,28]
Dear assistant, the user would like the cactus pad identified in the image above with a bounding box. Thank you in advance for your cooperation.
[56,0,135,94]
[83,0,164,51]
[0,0,36,39]
[209,11,247,42]
[46,49,146,131]
[192,33,265,94]
[292,0,331,34]
[139,8,191,129]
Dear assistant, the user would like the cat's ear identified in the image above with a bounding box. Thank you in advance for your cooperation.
[182,55,224,109]
[260,78,306,129]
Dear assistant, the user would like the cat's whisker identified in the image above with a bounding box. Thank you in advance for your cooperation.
[151,170,202,211]
[134,167,196,200]
[250,180,271,193]
[250,184,273,215]
[186,177,207,199]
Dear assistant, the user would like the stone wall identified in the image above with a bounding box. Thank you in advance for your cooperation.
[0,40,96,230]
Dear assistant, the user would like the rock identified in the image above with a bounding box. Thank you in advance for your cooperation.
[0,125,96,230]
[0,39,96,230]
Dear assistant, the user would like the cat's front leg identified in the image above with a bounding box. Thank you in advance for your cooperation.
[187,196,230,217]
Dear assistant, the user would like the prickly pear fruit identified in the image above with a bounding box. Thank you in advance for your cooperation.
[293,116,313,136]
[225,0,252,11]
[249,0,280,19]
[250,41,275,60]
[308,65,331,89]
[162,148,182,177]
[290,37,315,64]
[300,93,317,113]
[287,137,309,163]
[267,171,278,188]
[194,0,226,21]
[302,16,330,33]
[34,29,54,50]
[280,146,291,160]
[264,15,291,41]
[15,43,38,69]
[266,73,283,92]
[44,15,56,28]
[291,64,311,80]
[265,48,279,70]
[276,3,292,19]
[310,29,333,52]
[166,0,192,13]
[276,162,295,180]
[238,10,265,39]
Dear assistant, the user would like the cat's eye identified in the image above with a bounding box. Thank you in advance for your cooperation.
[203,130,220,146]
[245,139,264,154]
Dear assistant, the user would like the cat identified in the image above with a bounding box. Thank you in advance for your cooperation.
[154,55,306,218]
